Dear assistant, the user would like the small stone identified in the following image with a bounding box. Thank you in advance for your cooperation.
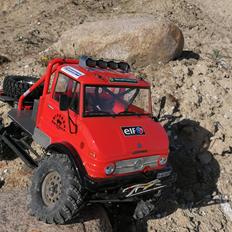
[212,191,218,196]
[3,169,8,174]
[0,54,10,65]
[187,68,194,76]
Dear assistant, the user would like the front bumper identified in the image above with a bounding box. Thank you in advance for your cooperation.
[84,166,177,201]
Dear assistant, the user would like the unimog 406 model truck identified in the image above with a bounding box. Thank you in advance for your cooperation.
[0,56,176,224]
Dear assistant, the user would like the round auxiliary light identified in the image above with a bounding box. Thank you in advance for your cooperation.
[159,157,167,165]
[107,61,118,70]
[86,58,96,67]
[105,163,115,175]
[118,62,130,72]
[97,59,108,69]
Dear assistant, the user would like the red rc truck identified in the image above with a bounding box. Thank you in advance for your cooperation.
[0,56,176,223]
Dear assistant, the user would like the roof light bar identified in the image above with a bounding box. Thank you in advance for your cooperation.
[96,59,108,69]
[85,57,96,67]
[107,61,118,70]
[79,56,131,72]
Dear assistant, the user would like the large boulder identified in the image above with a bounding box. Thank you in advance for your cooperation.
[48,16,184,67]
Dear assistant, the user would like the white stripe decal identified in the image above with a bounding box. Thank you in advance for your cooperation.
[61,66,84,79]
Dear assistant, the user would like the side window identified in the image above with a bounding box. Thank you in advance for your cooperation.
[53,73,80,113]
[48,71,56,93]
[69,83,80,113]
[53,73,73,102]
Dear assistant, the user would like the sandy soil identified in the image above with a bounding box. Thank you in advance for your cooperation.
[0,0,232,231]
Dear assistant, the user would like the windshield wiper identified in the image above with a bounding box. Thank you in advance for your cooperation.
[86,111,114,116]
[118,111,140,115]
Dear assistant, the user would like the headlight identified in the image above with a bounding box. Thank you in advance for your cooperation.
[159,157,167,165]
[105,163,115,175]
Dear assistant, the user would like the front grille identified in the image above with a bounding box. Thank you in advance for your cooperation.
[114,155,160,174]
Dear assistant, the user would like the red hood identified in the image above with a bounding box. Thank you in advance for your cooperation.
[82,116,169,163]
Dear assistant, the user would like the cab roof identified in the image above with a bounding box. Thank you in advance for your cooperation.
[58,63,150,88]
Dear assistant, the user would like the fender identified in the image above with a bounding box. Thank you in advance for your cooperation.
[46,142,88,185]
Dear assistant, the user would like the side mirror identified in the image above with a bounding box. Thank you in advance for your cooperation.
[59,95,69,111]
[160,96,166,110]
[156,96,166,121]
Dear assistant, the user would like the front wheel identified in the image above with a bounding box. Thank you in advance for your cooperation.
[29,153,84,224]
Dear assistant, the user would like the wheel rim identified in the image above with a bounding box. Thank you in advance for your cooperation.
[41,171,62,206]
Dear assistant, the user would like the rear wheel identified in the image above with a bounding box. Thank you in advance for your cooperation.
[3,75,42,99]
[29,153,84,224]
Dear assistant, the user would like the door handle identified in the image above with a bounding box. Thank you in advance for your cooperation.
[48,104,54,110]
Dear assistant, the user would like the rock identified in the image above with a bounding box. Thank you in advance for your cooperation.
[209,138,225,155]
[0,54,10,65]
[133,200,155,219]
[49,16,184,67]
[0,190,112,232]
[177,120,212,154]
[197,151,212,165]
[221,202,232,221]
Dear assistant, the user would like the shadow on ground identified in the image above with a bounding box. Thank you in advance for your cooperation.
[105,118,221,232]
[177,50,200,60]
[0,151,17,161]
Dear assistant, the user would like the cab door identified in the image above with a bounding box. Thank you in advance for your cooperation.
[37,72,80,143]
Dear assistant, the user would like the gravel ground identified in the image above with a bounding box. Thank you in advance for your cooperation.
[0,0,231,231]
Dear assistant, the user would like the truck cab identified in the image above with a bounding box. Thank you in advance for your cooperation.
[32,59,169,180]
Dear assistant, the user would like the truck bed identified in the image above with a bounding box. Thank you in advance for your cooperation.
[8,109,35,136]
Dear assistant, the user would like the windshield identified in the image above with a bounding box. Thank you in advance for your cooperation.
[84,86,151,116]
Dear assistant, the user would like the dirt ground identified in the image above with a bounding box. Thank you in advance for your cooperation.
[0,0,232,231]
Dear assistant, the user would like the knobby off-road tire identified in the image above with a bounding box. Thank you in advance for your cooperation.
[3,75,42,99]
[29,153,84,224]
